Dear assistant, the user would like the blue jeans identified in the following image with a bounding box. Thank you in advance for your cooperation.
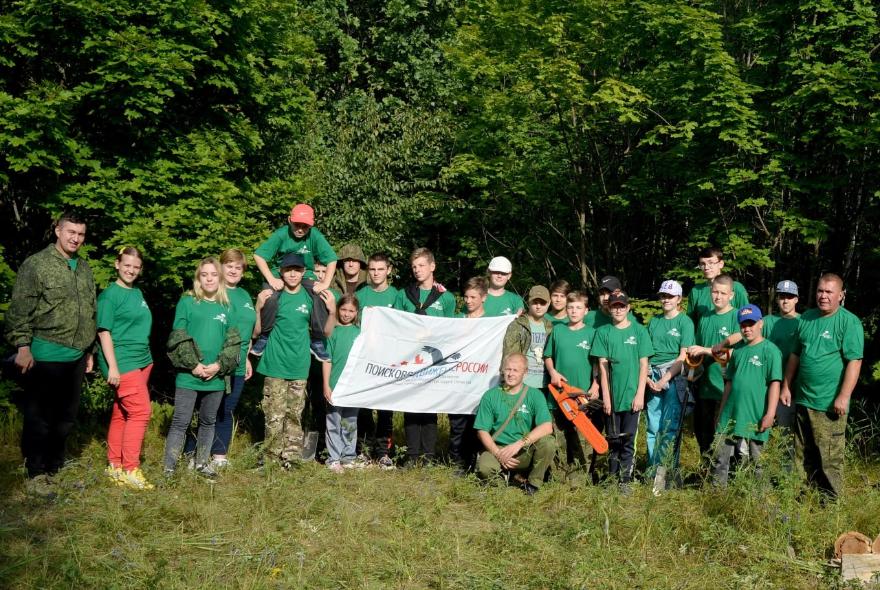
[645,371,686,470]
[183,375,246,456]
[325,405,359,463]
[164,388,224,470]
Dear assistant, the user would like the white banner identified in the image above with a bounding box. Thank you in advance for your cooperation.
[331,307,515,414]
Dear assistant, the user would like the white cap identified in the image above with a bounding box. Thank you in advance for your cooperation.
[658,280,683,297]
[488,256,513,274]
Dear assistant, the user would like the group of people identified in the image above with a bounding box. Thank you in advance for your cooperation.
[4,207,865,499]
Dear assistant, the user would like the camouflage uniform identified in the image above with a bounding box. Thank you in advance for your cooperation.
[262,377,308,464]
[795,406,846,498]
[5,244,96,350]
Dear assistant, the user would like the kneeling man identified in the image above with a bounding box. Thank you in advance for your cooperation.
[474,353,555,494]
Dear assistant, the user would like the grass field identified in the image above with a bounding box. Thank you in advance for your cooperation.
[0,405,878,590]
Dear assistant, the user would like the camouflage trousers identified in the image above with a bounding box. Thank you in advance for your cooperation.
[795,405,846,498]
[262,378,308,464]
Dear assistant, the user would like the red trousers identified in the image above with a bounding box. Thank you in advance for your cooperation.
[106,364,153,470]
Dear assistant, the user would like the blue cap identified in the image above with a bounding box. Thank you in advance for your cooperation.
[776,280,799,296]
[280,252,306,269]
[737,304,763,324]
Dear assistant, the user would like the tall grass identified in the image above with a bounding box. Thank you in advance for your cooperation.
[1,403,879,589]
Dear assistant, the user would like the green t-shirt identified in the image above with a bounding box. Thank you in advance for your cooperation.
[716,339,782,442]
[257,288,313,380]
[524,320,547,389]
[647,312,695,366]
[793,307,864,412]
[686,280,749,328]
[30,337,84,362]
[327,324,361,390]
[591,322,654,412]
[97,283,153,375]
[473,385,551,446]
[173,295,232,391]
[483,290,524,317]
[762,314,800,365]
[254,225,337,280]
[544,312,569,328]
[544,324,595,392]
[394,287,456,317]
[227,286,257,377]
[695,308,741,401]
[356,285,400,311]
[585,309,638,331]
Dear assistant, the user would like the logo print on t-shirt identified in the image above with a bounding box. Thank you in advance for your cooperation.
[501,307,513,315]
[296,304,309,314]
[577,340,591,350]
[429,300,444,311]
[518,404,531,415]
[213,313,227,324]
[244,302,255,310]
[820,330,832,340]
[719,327,730,337]
[296,245,310,255]
[667,328,680,337]
[748,355,762,367]
[624,336,638,345]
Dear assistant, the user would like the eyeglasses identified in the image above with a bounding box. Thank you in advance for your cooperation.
[697,260,720,269]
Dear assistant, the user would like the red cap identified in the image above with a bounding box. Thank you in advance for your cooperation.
[289,203,315,226]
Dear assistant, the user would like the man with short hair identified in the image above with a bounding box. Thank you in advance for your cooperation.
[394,247,456,465]
[686,246,749,329]
[474,353,555,494]
[484,256,524,317]
[762,280,800,432]
[780,274,863,498]
[5,213,97,490]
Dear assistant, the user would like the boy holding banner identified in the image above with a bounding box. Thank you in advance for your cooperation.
[394,247,456,465]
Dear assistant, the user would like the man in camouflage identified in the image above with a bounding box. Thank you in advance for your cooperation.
[5,212,97,487]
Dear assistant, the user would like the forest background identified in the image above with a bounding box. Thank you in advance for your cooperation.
[0,0,878,397]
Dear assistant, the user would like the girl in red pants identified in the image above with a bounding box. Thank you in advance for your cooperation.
[98,247,154,490]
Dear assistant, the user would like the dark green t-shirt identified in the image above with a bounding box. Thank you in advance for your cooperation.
[695,308,741,401]
[327,324,361,390]
[257,288,313,380]
[254,225,337,280]
[585,309,638,331]
[173,295,232,391]
[394,287,456,317]
[473,385,551,446]
[97,282,153,375]
[762,314,800,366]
[793,308,864,411]
[591,322,654,412]
[544,324,595,391]
[227,286,257,377]
[483,290,524,317]
[647,312,695,366]
[544,312,569,328]
[717,339,782,442]
[687,280,749,328]
[357,285,399,310]
[31,338,84,362]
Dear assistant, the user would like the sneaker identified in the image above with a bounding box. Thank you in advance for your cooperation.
[195,463,218,479]
[105,465,124,485]
[250,335,268,357]
[210,456,229,470]
[309,339,330,362]
[352,454,370,469]
[326,461,344,474]
[119,468,155,490]
[377,455,395,470]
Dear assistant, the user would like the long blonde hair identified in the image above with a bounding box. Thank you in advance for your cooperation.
[189,257,229,306]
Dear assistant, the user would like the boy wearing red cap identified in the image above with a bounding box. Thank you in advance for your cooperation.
[252,203,338,358]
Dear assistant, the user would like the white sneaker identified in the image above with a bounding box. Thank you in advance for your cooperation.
[327,461,344,474]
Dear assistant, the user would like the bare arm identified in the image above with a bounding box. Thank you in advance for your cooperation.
[544,357,565,387]
[97,331,121,386]
[322,360,333,403]
[832,359,863,416]
[779,353,800,406]
[633,357,648,411]
[254,254,283,291]
[313,261,337,293]
[599,358,611,415]
[759,381,780,432]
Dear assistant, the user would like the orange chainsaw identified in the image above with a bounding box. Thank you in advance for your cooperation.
[548,382,609,455]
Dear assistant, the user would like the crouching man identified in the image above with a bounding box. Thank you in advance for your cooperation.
[474,353,555,494]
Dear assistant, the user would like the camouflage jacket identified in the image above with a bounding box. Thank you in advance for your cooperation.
[166,327,242,376]
[4,244,97,352]
[502,314,553,358]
